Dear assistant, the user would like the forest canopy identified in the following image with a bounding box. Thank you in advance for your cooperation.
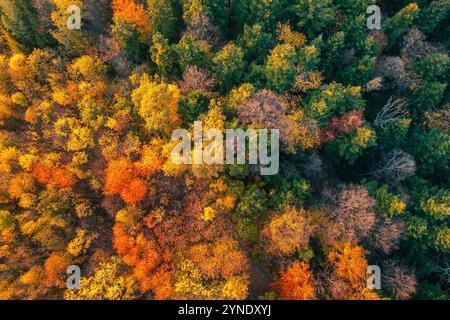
[0,0,449,300]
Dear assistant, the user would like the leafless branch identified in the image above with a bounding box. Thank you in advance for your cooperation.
[374,96,408,130]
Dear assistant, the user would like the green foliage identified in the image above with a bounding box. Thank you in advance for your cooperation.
[405,214,429,239]
[227,164,250,180]
[337,56,376,86]
[0,210,15,230]
[409,177,449,221]
[36,187,70,217]
[264,44,297,93]
[0,0,47,52]
[237,24,274,63]
[434,227,450,251]
[378,118,412,150]
[292,0,335,38]
[296,247,314,263]
[236,184,268,218]
[417,0,450,33]
[412,81,447,113]
[409,127,450,178]
[212,43,245,92]
[183,0,232,35]
[326,126,377,164]
[0,0,449,301]
[384,3,420,47]
[412,53,450,82]
[319,31,345,76]
[113,20,149,61]
[265,173,311,209]
[234,216,260,244]
[305,82,365,124]
[179,91,210,124]
[365,182,406,218]
[150,32,179,77]
[234,0,287,32]
[404,177,450,255]
[175,35,210,71]
[147,0,181,41]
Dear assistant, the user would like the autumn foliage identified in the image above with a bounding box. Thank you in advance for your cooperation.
[112,0,151,33]
[43,252,70,289]
[104,158,148,204]
[32,163,75,188]
[261,207,313,256]
[0,0,447,301]
[113,223,161,293]
[274,262,316,300]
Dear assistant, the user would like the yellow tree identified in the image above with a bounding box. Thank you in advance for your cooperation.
[131,76,181,136]
[325,242,380,300]
[261,207,314,256]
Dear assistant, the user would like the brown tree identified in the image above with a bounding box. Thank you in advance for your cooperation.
[178,65,217,94]
[322,186,376,243]
[382,260,417,300]
[368,218,404,254]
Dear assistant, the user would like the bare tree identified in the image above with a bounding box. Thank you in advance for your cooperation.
[238,90,287,128]
[101,195,124,218]
[382,260,417,300]
[374,57,409,89]
[237,89,309,152]
[401,28,439,63]
[300,151,326,181]
[91,34,121,63]
[178,65,217,94]
[372,149,416,183]
[315,269,353,300]
[436,254,450,285]
[321,185,376,243]
[328,275,352,300]
[84,0,112,34]
[186,9,223,51]
[368,218,404,254]
[374,96,408,130]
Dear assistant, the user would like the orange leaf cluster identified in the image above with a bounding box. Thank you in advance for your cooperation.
[320,110,363,143]
[146,266,173,300]
[112,0,152,33]
[32,163,75,189]
[43,252,70,289]
[113,223,161,293]
[326,242,369,287]
[103,158,148,204]
[31,163,52,185]
[274,261,316,300]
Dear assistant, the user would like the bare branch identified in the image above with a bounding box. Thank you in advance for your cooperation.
[374,96,408,130]
[373,149,416,183]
